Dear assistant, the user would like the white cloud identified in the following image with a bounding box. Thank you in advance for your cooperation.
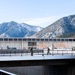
[24,16,62,27]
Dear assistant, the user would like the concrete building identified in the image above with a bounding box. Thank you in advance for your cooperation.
[0,38,75,50]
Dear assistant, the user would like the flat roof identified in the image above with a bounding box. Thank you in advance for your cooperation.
[0,38,75,41]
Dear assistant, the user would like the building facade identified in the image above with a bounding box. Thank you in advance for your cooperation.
[0,38,75,50]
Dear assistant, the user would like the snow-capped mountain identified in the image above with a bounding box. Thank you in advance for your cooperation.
[34,14,75,38]
[0,21,43,37]
[21,23,42,32]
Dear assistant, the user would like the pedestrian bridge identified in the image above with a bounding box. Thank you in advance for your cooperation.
[0,49,75,67]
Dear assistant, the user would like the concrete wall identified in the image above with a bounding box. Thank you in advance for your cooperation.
[22,41,28,49]
[1,65,75,75]
[37,41,75,49]
[0,40,75,50]
[0,41,22,49]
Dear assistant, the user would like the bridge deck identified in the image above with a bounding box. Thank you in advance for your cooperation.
[0,55,75,67]
[0,55,75,61]
[0,49,75,67]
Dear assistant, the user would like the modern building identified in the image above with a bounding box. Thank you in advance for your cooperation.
[0,38,75,50]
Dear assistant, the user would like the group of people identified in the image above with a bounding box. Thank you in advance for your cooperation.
[30,46,51,56]
[29,44,54,56]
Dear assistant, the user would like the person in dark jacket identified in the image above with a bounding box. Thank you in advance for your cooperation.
[47,47,50,55]
[30,47,33,56]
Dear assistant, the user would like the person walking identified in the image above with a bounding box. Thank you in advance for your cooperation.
[30,47,33,56]
[47,47,50,55]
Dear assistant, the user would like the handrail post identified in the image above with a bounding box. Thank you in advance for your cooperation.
[10,51,11,57]
[62,50,63,55]
[52,50,54,56]
[71,50,72,55]
[21,51,22,56]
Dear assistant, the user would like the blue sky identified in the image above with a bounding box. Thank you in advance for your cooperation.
[0,0,75,27]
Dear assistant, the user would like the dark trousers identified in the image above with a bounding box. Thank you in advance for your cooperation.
[47,51,50,55]
[31,51,33,56]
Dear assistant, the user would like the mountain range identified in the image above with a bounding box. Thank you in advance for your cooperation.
[0,21,43,37]
[0,14,75,38]
[34,14,75,38]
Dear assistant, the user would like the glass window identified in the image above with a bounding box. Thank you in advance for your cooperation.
[41,39,44,41]
[28,38,31,41]
[13,38,17,41]
[52,39,56,41]
[69,39,72,41]
[9,38,13,41]
[18,38,22,41]
[73,39,75,41]
[4,38,8,41]
[32,38,36,41]
[23,38,27,41]
[45,39,48,41]
[56,39,60,41]
[49,39,52,41]
[0,38,3,41]
[28,42,37,46]
[60,39,64,41]
[64,39,68,41]
[36,38,40,41]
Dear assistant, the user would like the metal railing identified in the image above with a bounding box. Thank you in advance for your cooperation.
[48,50,74,55]
[0,49,44,56]
[0,49,75,56]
